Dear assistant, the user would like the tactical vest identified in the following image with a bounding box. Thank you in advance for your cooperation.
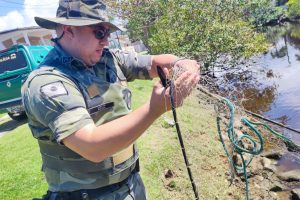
[29,49,138,187]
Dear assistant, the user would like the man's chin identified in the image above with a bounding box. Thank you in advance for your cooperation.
[96,49,103,56]
[90,57,102,66]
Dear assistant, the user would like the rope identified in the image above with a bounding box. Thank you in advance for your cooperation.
[215,97,300,200]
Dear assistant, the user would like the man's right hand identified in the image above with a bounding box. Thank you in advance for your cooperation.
[150,66,200,116]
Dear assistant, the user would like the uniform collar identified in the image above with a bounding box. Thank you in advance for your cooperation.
[53,42,88,70]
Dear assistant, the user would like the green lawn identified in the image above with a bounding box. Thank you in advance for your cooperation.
[0,80,242,200]
[0,123,48,199]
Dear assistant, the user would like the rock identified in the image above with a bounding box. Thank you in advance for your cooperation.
[291,188,300,200]
[232,153,243,167]
[277,169,300,181]
[163,117,175,127]
[261,157,277,172]
[244,142,255,151]
[261,150,284,160]
[260,179,271,190]
[269,181,285,192]
[250,157,264,173]
[232,153,253,171]
[254,182,260,188]
[164,169,175,179]
[234,120,243,130]
[252,196,263,200]
[270,172,278,180]
[269,191,278,199]
[256,175,264,181]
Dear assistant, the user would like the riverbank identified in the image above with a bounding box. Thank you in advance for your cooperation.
[0,80,245,199]
[1,79,299,199]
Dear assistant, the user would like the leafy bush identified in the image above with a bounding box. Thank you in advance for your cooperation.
[244,0,287,27]
[108,0,269,69]
[287,0,300,19]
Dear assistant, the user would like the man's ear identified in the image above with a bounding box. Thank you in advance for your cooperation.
[63,25,74,39]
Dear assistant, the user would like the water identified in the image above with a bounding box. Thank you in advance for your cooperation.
[276,152,300,172]
[244,22,300,131]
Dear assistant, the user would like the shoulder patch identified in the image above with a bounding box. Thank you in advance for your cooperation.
[40,81,68,98]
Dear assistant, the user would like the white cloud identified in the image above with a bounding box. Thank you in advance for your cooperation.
[0,11,25,31]
[0,0,59,32]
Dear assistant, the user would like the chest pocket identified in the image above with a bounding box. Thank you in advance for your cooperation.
[67,60,131,125]
[84,78,131,125]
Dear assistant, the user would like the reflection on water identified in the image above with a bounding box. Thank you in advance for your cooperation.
[246,22,300,131]
[276,152,300,172]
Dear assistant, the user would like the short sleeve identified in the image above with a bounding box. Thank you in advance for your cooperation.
[22,73,94,142]
[110,49,152,81]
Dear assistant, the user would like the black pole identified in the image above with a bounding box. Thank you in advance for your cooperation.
[157,65,199,199]
[169,81,199,200]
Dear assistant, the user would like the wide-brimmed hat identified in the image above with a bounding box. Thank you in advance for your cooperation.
[34,0,121,32]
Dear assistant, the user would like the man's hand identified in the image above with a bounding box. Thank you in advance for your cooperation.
[168,67,200,107]
[150,60,200,116]
[150,54,200,78]
[171,59,200,79]
[176,59,200,73]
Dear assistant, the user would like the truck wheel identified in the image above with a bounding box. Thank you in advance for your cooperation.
[7,111,27,121]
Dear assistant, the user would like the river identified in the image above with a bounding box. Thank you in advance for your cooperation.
[244,22,300,133]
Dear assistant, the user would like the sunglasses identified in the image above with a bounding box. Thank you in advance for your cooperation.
[91,26,111,40]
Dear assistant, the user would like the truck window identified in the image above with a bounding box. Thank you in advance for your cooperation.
[0,51,27,74]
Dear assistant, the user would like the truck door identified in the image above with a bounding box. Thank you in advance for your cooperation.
[0,50,30,109]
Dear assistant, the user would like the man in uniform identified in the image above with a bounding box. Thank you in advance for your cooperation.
[22,0,200,199]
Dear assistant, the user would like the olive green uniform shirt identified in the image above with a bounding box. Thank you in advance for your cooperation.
[21,45,152,191]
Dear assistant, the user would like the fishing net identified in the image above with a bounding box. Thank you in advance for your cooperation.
[149,60,300,199]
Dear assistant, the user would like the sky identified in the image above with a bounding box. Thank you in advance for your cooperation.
[0,0,59,32]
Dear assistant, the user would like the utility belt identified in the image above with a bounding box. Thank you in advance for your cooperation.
[34,162,139,200]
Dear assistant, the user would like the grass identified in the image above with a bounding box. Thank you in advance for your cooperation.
[0,123,48,199]
[0,80,243,200]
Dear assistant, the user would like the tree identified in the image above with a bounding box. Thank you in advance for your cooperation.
[244,0,287,27]
[287,0,300,19]
[107,0,269,69]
